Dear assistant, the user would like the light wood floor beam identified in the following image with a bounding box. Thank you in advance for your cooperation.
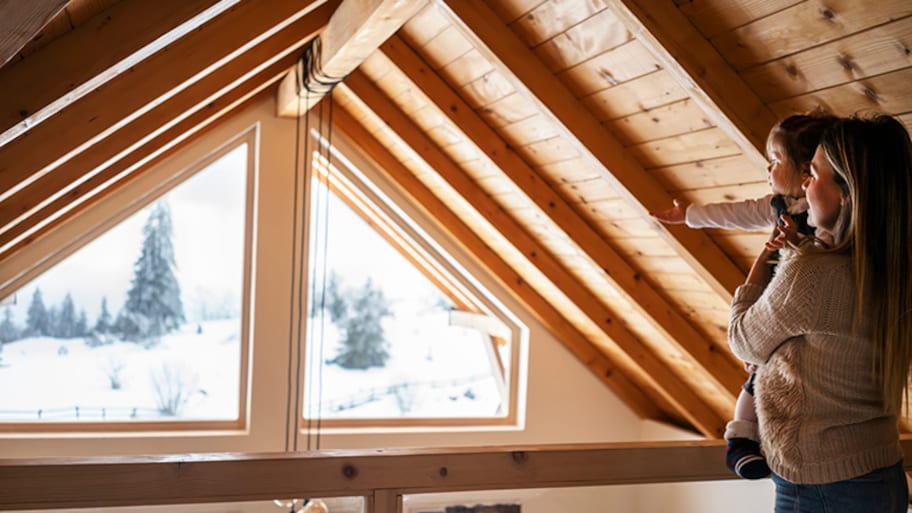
[343,73,727,437]
[0,0,331,204]
[439,0,745,302]
[0,0,231,147]
[275,0,427,116]
[332,102,672,427]
[381,34,744,398]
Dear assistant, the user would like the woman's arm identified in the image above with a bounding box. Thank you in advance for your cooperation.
[728,224,815,364]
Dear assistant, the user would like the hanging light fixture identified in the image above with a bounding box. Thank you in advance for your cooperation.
[272,498,329,513]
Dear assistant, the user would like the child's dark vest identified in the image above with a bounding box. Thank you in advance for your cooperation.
[770,194,813,236]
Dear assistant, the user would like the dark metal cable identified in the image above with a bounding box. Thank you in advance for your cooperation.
[298,36,349,96]
[284,77,304,453]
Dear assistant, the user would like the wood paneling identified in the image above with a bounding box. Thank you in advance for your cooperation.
[711,0,912,69]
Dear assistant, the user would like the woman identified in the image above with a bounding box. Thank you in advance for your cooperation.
[728,114,912,512]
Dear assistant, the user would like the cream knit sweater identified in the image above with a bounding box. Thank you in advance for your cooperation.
[728,250,902,484]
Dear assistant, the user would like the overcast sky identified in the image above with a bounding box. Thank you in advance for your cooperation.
[7,144,247,325]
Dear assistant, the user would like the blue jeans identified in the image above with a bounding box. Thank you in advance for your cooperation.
[772,460,907,513]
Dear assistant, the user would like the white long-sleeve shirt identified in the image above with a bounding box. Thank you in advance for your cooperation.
[685,193,808,231]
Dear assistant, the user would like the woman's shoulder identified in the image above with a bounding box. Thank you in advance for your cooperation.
[780,249,852,279]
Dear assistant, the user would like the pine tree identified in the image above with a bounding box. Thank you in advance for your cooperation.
[121,200,185,341]
[94,297,112,334]
[0,307,19,344]
[328,278,392,370]
[56,292,77,338]
[25,288,49,337]
[75,309,89,337]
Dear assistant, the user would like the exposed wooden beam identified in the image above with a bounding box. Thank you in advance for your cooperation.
[0,0,235,147]
[0,0,332,204]
[275,0,427,116]
[605,0,776,166]
[0,4,336,252]
[0,50,301,269]
[438,0,744,302]
[332,101,673,427]
[343,72,727,437]
[0,0,67,68]
[380,34,744,397]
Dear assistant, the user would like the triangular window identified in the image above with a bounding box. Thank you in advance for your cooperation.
[0,135,253,429]
[301,141,521,428]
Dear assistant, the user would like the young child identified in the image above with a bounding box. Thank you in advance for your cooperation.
[651,112,838,480]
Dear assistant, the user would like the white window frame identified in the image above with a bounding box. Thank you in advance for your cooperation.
[0,126,259,435]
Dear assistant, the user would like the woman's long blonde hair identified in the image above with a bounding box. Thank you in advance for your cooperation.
[819,114,912,413]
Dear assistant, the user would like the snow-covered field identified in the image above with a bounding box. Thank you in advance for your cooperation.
[0,311,503,422]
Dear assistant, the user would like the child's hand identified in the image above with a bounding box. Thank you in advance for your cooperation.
[766,214,799,250]
[650,199,688,224]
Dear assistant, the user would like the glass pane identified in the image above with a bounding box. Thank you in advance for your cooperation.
[0,143,248,422]
[305,179,508,420]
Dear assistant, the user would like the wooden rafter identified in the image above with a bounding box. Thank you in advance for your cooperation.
[0,4,336,255]
[380,34,744,397]
[0,0,333,204]
[275,0,427,116]
[343,72,726,437]
[0,0,233,147]
[0,55,300,276]
[332,100,673,426]
[0,0,67,68]
[605,0,777,165]
[438,0,745,302]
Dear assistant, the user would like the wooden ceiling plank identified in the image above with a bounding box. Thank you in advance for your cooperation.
[768,67,912,118]
[741,16,912,103]
[711,0,912,70]
[678,0,801,39]
[605,0,775,166]
[582,69,688,121]
[0,0,332,203]
[380,34,744,399]
[0,0,232,148]
[0,64,282,269]
[0,0,68,68]
[275,0,427,116]
[0,5,335,247]
[344,71,728,437]
[331,99,670,425]
[439,0,744,301]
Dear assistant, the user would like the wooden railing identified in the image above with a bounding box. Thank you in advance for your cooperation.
[2,439,911,512]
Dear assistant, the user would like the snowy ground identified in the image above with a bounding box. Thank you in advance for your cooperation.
[0,311,504,422]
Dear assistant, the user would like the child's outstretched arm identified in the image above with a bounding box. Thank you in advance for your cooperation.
[650,199,688,224]
[652,195,778,231]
